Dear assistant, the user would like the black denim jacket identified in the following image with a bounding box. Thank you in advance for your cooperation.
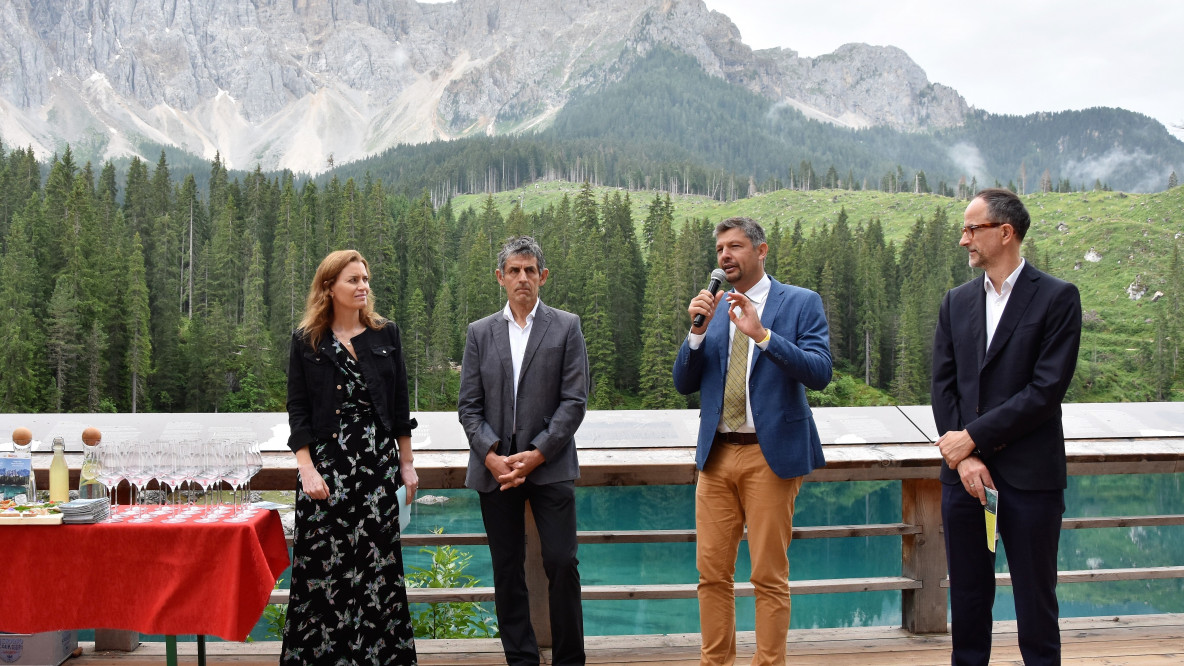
[285,322,417,453]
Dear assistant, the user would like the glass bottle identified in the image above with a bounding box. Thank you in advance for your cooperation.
[78,432,105,500]
[49,436,69,503]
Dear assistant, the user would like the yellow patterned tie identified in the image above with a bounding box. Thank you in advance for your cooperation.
[722,327,749,431]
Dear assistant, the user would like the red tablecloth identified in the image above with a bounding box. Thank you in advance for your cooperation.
[1,508,290,642]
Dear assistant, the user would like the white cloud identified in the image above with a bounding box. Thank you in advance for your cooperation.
[946,142,988,183]
[704,0,1184,133]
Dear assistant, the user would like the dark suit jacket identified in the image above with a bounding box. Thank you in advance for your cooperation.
[458,302,590,493]
[931,262,1082,490]
[672,276,832,479]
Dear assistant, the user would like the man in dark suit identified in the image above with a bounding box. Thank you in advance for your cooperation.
[459,235,590,666]
[931,188,1082,666]
[673,217,832,666]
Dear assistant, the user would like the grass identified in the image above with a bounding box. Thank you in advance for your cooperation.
[452,183,1184,402]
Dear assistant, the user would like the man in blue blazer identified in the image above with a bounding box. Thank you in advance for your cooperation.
[932,189,1081,666]
[673,217,832,666]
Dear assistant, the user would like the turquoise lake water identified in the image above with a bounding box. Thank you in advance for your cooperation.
[110,472,1182,643]
[395,473,1184,635]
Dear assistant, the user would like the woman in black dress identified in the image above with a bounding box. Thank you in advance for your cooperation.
[282,249,419,665]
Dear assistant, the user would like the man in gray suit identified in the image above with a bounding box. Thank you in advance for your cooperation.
[459,235,590,666]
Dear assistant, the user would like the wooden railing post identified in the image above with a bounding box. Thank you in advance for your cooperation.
[901,478,947,634]
[524,500,552,647]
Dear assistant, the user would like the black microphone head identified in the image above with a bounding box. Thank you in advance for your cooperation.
[694,268,730,329]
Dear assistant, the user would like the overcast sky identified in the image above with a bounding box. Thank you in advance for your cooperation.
[704,0,1184,137]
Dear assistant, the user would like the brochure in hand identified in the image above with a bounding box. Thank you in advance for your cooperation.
[984,487,999,553]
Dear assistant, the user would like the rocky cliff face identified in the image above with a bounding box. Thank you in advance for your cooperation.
[0,0,969,173]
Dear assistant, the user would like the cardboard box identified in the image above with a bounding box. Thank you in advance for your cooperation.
[0,631,77,666]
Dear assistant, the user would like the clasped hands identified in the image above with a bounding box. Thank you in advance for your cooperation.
[486,447,545,491]
[688,289,767,341]
[935,429,995,506]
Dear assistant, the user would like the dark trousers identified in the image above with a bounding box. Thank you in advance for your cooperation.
[942,475,1065,666]
[479,479,585,666]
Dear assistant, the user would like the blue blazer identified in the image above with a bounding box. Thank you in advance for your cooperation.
[673,276,832,479]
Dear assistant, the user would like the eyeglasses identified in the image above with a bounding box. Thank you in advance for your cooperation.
[960,222,1003,238]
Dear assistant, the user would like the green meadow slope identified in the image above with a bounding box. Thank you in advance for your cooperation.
[454,183,1184,402]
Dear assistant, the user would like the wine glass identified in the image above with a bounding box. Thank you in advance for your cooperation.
[224,441,252,522]
[155,441,182,518]
[240,441,264,517]
[193,444,222,523]
[145,441,169,517]
[174,440,201,519]
[124,442,153,523]
[95,442,124,522]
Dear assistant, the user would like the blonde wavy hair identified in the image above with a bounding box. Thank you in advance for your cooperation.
[297,249,385,350]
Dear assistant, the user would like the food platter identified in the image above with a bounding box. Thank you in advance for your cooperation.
[0,512,64,525]
[0,499,64,525]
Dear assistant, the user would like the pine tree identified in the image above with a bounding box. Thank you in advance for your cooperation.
[0,205,48,410]
[638,202,686,408]
[428,283,458,408]
[602,191,644,391]
[124,156,152,242]
[126,233,153,413]
[855,222,887,387]
[403,191,442,309]
[1170,171,1179,189]
[47,276,83,412]
[237,239,272,410]
[405,288,428,411]
[583,269,615,409]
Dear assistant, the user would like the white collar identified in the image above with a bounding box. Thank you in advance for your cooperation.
[984,259,1026,297]
[502,298,542,325]
[737,273,772,304]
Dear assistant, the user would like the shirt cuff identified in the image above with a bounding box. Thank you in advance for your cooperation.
[688,331,706,350]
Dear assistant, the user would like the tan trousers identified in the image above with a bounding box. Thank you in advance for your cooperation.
[696,442,805,666]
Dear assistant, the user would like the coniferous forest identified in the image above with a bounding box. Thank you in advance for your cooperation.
[1,139,1182,415]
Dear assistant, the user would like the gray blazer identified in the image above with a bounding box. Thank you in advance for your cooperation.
[458,302,590,493]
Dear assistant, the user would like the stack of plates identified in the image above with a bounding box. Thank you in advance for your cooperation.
[58,498,110,524]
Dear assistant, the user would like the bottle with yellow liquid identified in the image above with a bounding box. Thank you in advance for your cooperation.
[49,436,69,503]
[78,427,105,499]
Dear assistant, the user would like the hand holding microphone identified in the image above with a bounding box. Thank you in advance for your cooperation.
[689,268,728,333]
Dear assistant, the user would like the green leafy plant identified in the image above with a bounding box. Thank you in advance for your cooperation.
[407,528,498,639]
[262,578,287,640]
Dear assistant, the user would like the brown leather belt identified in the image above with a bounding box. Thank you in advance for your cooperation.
[714,431,759,445]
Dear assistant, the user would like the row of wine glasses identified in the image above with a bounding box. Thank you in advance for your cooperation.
[90,439,263,523]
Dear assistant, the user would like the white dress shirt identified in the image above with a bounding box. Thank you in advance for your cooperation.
[502,299,541,412]
[985,259,1025,351]
[688,273,772,433]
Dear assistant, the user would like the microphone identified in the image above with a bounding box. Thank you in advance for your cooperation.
[693,268,729,329]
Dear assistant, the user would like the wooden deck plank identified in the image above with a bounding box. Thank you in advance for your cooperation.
[67,614,1184,665]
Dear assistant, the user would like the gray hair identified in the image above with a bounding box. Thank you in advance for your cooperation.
[975,188,1031,241]
[713,216,766,249]
[497,235,546,273]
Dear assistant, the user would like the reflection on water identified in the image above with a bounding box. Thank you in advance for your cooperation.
[403,473,1184,635]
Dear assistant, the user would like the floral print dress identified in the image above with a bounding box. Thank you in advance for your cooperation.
[282,337,416,665]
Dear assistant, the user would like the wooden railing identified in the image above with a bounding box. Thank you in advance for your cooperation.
[16,403,1184,643]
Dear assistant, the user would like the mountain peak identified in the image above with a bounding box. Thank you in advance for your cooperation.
[0,0,967,173]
